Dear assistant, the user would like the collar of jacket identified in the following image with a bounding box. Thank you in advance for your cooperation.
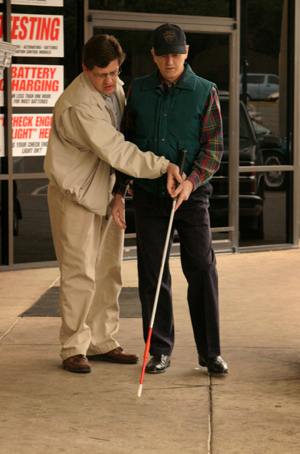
[140,63,197,92]
[81,72,125,113]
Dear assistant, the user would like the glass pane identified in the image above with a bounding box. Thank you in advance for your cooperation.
[89,0,231,17]
[240,0,290,246]
[210,93,264,233]
[239,179,287,246]
[13,156,45,174]
[13,179,56,263]
[0,180,7,264]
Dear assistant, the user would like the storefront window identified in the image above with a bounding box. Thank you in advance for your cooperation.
[13,179,55,264]
[239,0,290,246]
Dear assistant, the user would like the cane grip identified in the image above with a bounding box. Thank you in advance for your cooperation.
[178,149,187,177]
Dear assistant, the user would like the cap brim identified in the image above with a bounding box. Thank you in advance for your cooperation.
[154,45,187,56]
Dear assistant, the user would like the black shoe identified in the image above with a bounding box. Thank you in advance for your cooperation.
[199,355,228,374]
[145,355,171,374]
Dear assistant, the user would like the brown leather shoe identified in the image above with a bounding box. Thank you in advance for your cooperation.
[87,347,139,364]
[63,354,91,373]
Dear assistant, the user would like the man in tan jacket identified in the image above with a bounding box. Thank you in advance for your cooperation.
[44,34,182,373]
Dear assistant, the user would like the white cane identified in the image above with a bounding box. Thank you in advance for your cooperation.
[137,149,187,398]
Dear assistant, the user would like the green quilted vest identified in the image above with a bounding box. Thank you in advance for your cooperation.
[129,64,215,197]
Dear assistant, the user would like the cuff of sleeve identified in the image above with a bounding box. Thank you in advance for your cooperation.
[187,176,198,191]
[112,183,128,198]
[160,158,170,175]
[112,189,126,197]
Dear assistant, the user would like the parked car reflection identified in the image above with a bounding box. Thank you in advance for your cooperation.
[267,92,280,102]
[247,103,263,124]
[239,73,279,101]
[125,96,266,241]
[251,119,286,191]
[209,96,265,239]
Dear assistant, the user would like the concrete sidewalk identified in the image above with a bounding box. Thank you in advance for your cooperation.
[1,248,300,453]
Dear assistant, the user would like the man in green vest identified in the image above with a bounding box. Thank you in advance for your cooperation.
[113,23,228,375]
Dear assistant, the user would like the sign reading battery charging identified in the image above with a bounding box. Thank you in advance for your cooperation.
[0,114,52,157]
[0,64,63,107]
[0,14,64,57]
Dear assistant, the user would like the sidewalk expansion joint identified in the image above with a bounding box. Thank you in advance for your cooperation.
[139,384,209,392]
[0,317,21,341]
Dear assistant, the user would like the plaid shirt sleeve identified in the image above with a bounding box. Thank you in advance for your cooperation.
[187,87,224,190]
[112,85,134,197]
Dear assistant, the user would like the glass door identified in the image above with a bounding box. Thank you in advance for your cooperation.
[87,10,240,257]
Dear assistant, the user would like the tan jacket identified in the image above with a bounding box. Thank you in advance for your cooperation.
[44,72,169,215]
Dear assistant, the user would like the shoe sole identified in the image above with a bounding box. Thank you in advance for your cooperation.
[199,363,228,374]
[88,357,139,364]
[199,359,228,374]
[63,365,91,373]
[208,369,229,374]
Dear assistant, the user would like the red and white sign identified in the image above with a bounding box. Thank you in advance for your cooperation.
[0,114,52,157]
[0,1,63,5]
[0,64,63,107]
[0,14,64,57]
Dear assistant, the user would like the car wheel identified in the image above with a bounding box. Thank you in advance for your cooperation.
[263,151,286,191]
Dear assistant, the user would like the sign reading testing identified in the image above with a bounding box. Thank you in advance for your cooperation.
[0,114,52,157]
[0,65,64,107]
[0,14,64,57]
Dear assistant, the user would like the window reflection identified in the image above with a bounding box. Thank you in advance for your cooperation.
[13,156,45,174]
[239,180,287,246]
[13,179,55,264]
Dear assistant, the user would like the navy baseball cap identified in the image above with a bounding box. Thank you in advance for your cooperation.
[153,23,187,56]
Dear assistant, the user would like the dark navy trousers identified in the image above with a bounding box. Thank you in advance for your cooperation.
[132,182,221,358]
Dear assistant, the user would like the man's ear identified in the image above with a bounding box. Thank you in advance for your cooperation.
[82,63,89,74]
[185,45,189,59]
[151,48,157,64]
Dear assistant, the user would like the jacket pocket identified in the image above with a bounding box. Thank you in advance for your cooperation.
[177,139,200,156]
[79,160,99,193]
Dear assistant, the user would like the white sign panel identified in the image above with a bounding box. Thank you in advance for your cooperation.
[0,64,64,107]
[0,1,63,5]
[0,114,52,157]
[0,14,64,57]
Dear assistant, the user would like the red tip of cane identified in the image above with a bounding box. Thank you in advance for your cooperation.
[137,327,153,397]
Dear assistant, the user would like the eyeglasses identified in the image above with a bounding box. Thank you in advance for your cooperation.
[91,68,122,80]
